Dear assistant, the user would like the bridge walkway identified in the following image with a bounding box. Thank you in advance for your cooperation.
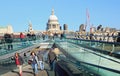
[1,61,56,76]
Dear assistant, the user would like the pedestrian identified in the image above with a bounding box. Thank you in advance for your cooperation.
[4,33,13,50]
[42,33,45,40]
[20,32,26,46]
[30,51,39,76]
[37,51,44,70]
[23,53,27,64]
[14,52,24,76]
[31,33,36,41]
[20,32,25,41]
[48,48,57,71]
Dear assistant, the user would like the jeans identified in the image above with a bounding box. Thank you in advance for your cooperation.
[31,63,38,74]
[50,60,56,71]
[39,61,44,70]
[8,43,13,50]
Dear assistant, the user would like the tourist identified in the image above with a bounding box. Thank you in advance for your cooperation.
[27,33,32,41]
[60,33,63,40]
[23,53,27,64]
[30,51,39,76]
[31,33,36,41]
[20,32,25,41]
[48,48,57,71]
[4,33,13,50]
[20,32,25,45]
[42,33,45,40]
[14,52,24,76]
[37,51,44,70]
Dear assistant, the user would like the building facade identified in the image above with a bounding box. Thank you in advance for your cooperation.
[0,25,13,34]
[28,21,34,33]
[46,9,60,34]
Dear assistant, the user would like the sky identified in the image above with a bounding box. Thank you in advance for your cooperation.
[0,0,120,32]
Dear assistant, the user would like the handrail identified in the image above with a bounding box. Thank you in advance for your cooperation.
[68,38,120,45]
[58,54,120,75]
[66,38,120,58]
[55,41,120,76]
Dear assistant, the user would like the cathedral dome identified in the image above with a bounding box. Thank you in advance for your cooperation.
[49,15,58,21]
[48,9,58,21]
[46,9,60,33]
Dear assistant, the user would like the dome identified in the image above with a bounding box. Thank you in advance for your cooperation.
[46,9,60,32]
[49,15,58,21]
[48,9,58,21]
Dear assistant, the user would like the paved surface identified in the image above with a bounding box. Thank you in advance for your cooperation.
[1,65,48,76]
[0,47,60,76]
[0,51,56,76]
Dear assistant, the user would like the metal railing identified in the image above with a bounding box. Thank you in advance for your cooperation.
[55,39,120,76]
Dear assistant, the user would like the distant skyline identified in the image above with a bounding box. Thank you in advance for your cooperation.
[0,0,120,32]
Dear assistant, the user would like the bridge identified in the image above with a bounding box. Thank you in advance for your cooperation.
[0,37,120,76]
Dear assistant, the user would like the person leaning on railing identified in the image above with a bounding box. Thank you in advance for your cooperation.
[48,48,57,71]
[4,33,13,50]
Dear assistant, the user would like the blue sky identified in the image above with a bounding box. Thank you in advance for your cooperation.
[0,0,120,32]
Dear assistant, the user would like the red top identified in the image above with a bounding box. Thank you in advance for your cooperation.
[20,33,25,39]
[15,57,20,65]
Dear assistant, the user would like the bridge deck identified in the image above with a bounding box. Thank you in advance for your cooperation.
[1,65,48,76]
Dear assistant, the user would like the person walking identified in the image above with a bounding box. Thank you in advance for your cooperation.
[23,53,28,64]
[37,51,44,70]
[30,51,39,76]
[48,48,57,71]
[14,52,24,76]
[20,32,25,46]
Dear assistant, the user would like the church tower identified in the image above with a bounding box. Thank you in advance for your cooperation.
[46,9,60,34]
[28,21,33,33]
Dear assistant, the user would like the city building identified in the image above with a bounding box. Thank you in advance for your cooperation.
[46,9,61,34]
[0,25,13,34]
[28,21,34,33]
